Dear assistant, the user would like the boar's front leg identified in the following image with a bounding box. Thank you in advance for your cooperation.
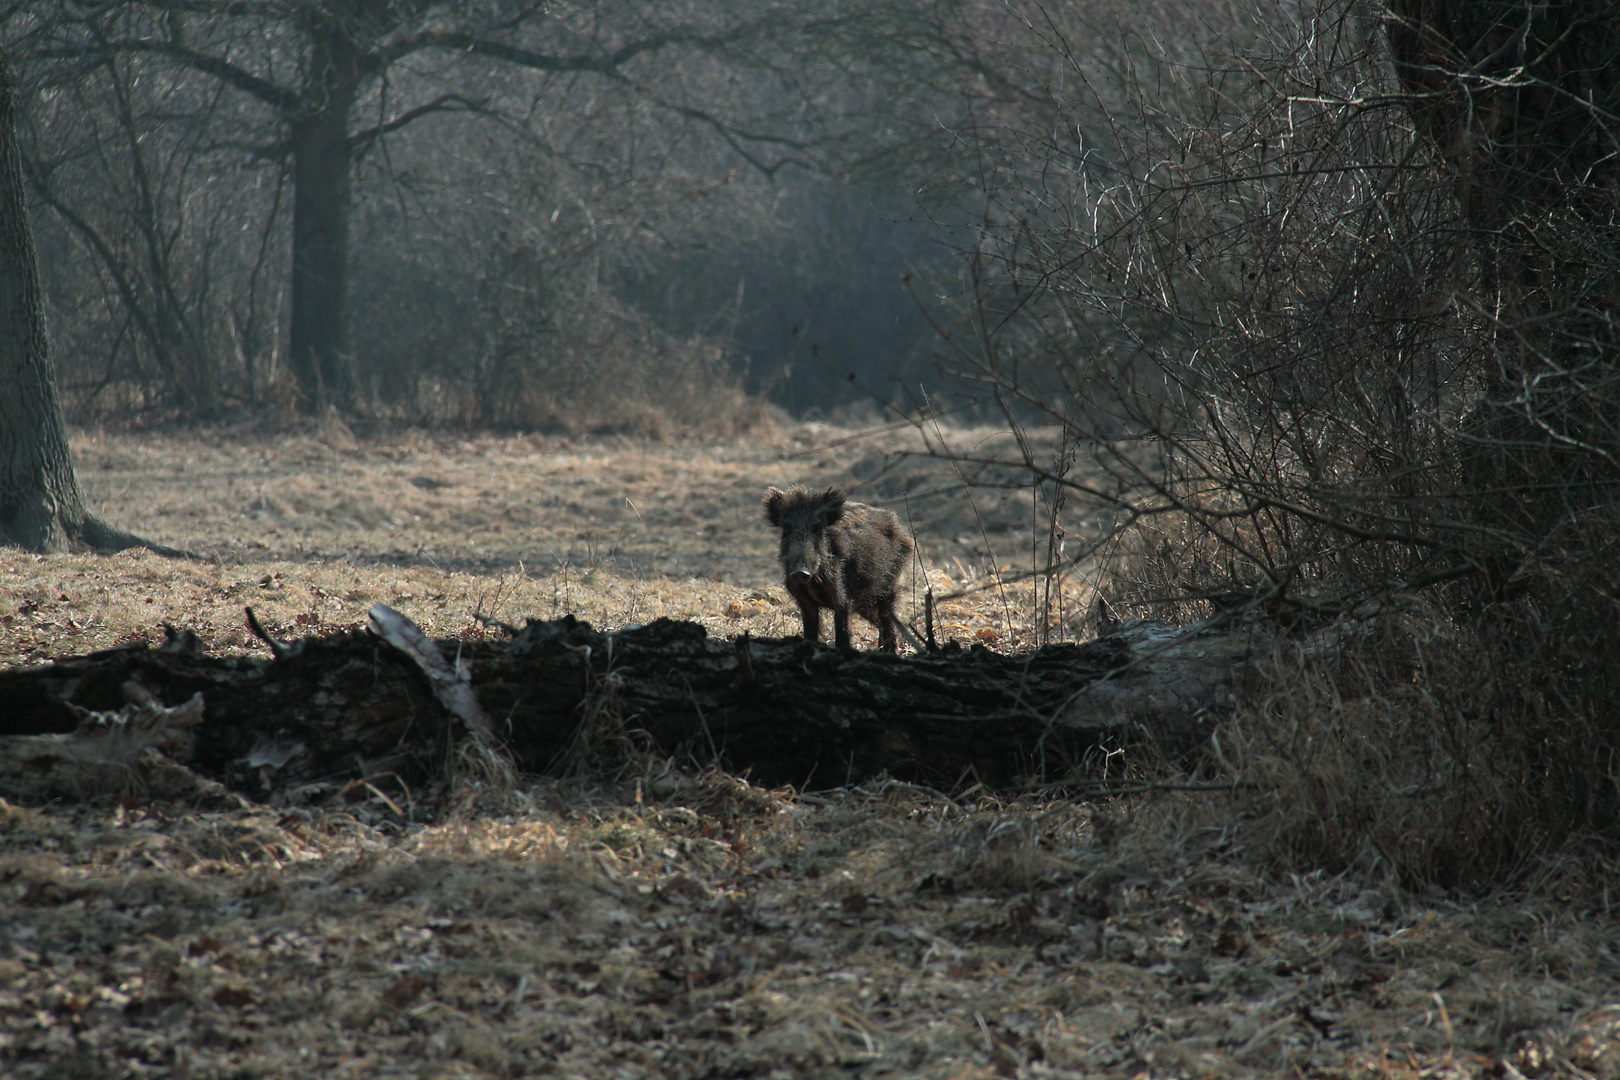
[799,603,822,643]
[833,608,853,650]
[786,579,821,642]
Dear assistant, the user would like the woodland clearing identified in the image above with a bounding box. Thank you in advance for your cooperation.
[0,423,1616,1080]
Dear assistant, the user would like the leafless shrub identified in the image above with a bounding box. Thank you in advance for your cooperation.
[930,0,1620,889]
[381,288,766,439]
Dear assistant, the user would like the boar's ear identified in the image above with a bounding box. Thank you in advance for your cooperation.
[763,487,786,527]
[818,487,846,524]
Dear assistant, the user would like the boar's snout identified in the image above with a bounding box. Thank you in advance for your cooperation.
[788,561,812,584]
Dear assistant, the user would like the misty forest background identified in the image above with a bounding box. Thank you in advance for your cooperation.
[5,0,1620,892]
[9,0,1012,431]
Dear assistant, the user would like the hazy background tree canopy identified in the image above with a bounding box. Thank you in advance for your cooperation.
[3,0,1052,430]
[0,0,1277,431]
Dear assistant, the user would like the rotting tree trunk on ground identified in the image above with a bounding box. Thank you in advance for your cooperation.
[0,613,1259,804]
[0,48,170,556]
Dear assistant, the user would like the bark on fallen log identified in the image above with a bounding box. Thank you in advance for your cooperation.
[0,612,1264,804]
[0,690,210,804]
[0,628,457,803]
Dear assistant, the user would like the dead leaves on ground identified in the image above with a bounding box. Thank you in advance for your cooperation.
[2,782,1617,1079]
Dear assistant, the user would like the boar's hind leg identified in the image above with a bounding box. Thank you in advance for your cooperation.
[877,610,898,653]
[834,608,853,650]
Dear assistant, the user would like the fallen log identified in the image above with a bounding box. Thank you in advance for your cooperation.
[0,611,1264,804]
[0,625,457,803]
[0,689,208,804]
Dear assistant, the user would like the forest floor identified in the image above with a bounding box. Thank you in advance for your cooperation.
[1,420,1617,1079]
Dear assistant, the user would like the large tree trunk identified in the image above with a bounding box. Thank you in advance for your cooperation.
[0,48,166,555]
[1385,1,1620,530]
[287,13,360,413]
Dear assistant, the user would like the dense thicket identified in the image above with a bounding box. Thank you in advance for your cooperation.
[933,0,1620,888]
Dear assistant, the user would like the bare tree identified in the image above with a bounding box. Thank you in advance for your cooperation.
[19,49,256,416]
[0,46,164,553]
[340,50,792,431]
[10,0,936,415]
[1385,0,1620,548]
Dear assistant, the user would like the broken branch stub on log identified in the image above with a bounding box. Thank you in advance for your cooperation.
[0,692,209,803]
[367,602,498,745]
[0,612,1260,803]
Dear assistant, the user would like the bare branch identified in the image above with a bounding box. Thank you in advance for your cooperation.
[55,38,301,112]
[375,26,737,71]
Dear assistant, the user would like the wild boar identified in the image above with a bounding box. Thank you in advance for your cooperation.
[763,484,916,652]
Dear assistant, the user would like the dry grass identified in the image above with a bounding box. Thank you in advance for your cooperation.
[0,420,1110,666]
[1,423,1618,1078]
[1096,510,1620,896]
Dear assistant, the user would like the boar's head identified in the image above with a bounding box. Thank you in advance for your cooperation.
[763,485,846,585]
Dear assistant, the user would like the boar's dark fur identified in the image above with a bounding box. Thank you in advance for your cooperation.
[763,485,915,652]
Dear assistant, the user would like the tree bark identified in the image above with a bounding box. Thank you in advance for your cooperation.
[0,613,1251,804]
[288,12,361,413]
[1384,1,1620,529]
[0,47,167,555]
